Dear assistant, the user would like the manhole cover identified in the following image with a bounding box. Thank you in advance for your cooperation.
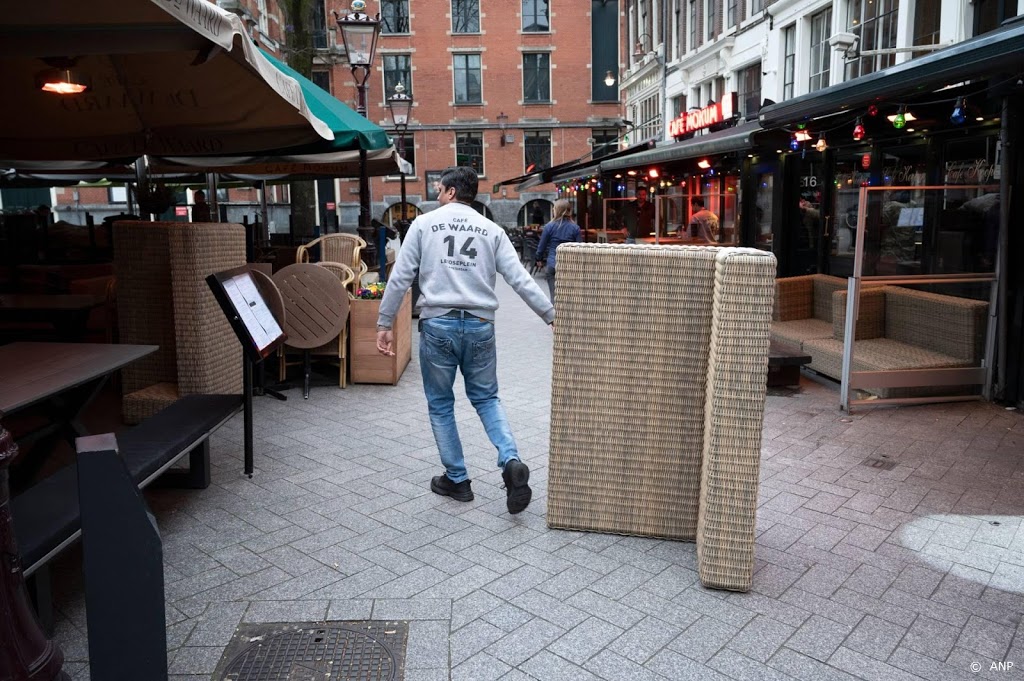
[216,621,407,681]
[861,457,897,471]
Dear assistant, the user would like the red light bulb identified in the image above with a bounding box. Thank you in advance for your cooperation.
[867,104,879,116]
[853,120,866,141]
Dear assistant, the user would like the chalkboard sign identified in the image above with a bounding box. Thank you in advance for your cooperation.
[206,266,286,363]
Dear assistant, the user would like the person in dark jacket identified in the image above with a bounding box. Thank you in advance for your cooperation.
[535,199,582,300]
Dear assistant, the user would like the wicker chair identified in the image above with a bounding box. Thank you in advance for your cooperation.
[278,261,355,388]
[296,234,365,293]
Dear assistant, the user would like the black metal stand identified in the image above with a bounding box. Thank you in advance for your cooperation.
[244,353,254,477]
[77,433,168,681]
[253,356,287,402]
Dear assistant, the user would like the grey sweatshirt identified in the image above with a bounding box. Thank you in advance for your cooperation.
[377,202,555,328]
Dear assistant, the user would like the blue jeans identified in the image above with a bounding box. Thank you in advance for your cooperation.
[544,266,556,301]
[419,316,519,483]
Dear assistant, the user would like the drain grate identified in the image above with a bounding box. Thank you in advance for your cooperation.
[861,457,897,471]
[216,621,407,681]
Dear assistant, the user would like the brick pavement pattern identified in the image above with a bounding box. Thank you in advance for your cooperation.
[50,279,1024,680]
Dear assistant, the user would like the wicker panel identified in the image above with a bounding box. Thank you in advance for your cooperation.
[883,287,988,362]
[548,244,719,541]
[696,249,776,592]
[832,287,887,341]
[811,274,848,322]
[773,275,813,322]
[770,318,833,350]
[123,382,178,425]
[167,223,246,396]
[113,222,177,394]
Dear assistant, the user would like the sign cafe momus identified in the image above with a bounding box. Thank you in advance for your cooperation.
[668,94,737,139]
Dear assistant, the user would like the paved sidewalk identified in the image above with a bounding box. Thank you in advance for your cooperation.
[52,279,1024,681]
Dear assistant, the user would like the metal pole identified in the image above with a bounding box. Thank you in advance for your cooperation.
[987,96,1011,400]
[259,180,269,245]
[205,173,218,222]
[353,65,375,269]
[399,130,407,233]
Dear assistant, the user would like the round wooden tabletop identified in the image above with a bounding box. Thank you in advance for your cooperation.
[271,263,348,350]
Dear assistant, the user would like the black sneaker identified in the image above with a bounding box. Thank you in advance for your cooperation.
[502,459,532,514]
[430,474,474,502]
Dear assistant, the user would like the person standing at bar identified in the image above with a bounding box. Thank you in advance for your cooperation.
[690,196,720,243]
[191,190,212,222]
[374,166,554,514]
[535,199,582,300]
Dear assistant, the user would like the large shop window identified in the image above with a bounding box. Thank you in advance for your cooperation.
[523,53,551,104]
[845,0,899,79]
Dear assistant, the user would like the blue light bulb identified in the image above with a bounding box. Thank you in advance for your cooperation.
[950,98,967,125]
[790,137,800,151]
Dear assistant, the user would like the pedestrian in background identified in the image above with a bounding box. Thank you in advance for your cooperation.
[535,199,582,301]
[374,166,554,514]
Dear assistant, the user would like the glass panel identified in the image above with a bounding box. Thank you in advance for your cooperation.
[809,9,832,92]
[454,54,481,103]
[381,0,410,33]
[456,132,484,175]
[524,131,551,172]
[312,1,327,49]
[523,53,550,103]
[754,172,773,251]
[452,0,480,33]
[383,55,411,97]
[522,0,550,32]
[783,25,795,100]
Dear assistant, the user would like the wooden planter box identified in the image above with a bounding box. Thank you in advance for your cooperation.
[349,290,412,384]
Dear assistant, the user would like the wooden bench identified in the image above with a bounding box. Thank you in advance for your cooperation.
[768,341,812,387]
[10,393,241,633]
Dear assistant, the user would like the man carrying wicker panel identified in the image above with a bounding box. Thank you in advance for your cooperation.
[375,166,554,514]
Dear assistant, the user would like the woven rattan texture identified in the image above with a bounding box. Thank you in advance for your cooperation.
[168,224,245,396]
[548,244,719,541]
[696,250,776,591]
[772,275,813,322]
[114,222,177,395]
[123,382,179,424]
[832,287,888,341]
[770,318,833,350]
[882,287,988,362]
[811,275,848,322]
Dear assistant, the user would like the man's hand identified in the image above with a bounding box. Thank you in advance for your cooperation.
[376,329,395,356]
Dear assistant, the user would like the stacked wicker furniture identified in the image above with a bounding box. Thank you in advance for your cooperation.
[297,234,366,293]
[114,222,245,423]
[548,244,776,592]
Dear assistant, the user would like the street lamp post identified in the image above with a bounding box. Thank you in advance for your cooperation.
[336,0,381,270]
[387,82,413,246]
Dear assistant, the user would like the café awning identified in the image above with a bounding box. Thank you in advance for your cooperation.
[0,0,334,160]
[759,17,1024,127]
[599,122,785,171]
[492,139,658,193]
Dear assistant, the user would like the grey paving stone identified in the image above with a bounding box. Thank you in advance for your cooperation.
[485,617,565,667]
[453,651,511,681]
[784,614,855,662]
[406,620,451,670]
[548,616,624,666]
[519,650,602,681]
[667,615,739,663]
[510,589,589,630]
[902,614,962,661]
[600,614,679,665]
[955,615,1015,661]
[243,599,329,623]
[726,614,797,663]
[793,565,852,598]
[481,602,535,633]
[183,601,247,647]
[828,646,922,681]
[887,646,976,681]
[166,646,225,675]
[583,649,667,681]
[452,619,507,666]
[844,614,908,661]
[709,648,797,681]
[768,648,859,681]
[647,649,734,681]
[371,598,451,621]
[325,599,372,621]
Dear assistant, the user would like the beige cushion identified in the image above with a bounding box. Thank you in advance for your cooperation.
[771,319,833,349]
[833,286,887,341]
[883,287,988,362]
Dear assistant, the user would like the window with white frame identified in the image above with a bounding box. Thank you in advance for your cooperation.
[524,131,551,172]
[381,0,410,34]
[109,186,128,203]
[453,54,482,103]
[782,24,796,100]
[737,63,761,119]
[689,0,697,50]
[751,0,763,14]
[913,0,941,53]
[257,0,268,35]
[846,0,899,79]
[727,0,737,29]
[638,94,661,142]
[456,132,484,174]
[592,128,618,159]
[705,0,715,40]
[383,55,412,99]
[452,0,480,33]
[809,8,832,92]
[312,1,327,49]
[522,53,551,103]
[522,0,549,32]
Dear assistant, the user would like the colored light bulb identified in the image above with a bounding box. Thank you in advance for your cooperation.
[815,136,827,152]
[853,120,866,141]
[867,104,879,116]
[893,108,907,129]
[790,137,800,151]
[950,97,967,125]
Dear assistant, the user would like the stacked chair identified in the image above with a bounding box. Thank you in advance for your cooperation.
[547,243,776,591]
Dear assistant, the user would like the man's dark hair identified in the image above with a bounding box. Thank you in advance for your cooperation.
[439,166,479,203]
[194,189,206,200]
[691,197,705,209]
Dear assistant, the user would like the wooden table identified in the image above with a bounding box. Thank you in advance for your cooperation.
[0,342,157,481]
[0,294,104,341]
[272,263,347,399]
[768,341,812,387]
